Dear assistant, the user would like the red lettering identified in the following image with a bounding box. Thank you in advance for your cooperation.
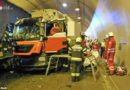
[0,2,1,6]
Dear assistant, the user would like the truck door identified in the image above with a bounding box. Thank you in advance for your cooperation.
[42,23,67,53]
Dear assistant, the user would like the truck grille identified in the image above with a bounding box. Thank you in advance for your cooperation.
[15,45,33,53]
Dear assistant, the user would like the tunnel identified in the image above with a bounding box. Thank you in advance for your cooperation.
[0,0,130,90]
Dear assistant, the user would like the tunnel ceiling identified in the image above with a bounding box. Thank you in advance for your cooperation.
[8,0,98,31]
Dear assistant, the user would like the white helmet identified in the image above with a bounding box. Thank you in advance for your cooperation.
[105,35,109,38]
[108,32,114,37]
[76,37,82,42]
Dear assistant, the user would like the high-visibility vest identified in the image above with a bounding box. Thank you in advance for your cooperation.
[71,44,83,61]
[101,41,105,47]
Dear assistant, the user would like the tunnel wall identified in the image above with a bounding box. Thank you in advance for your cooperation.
[0,0,30,38]
[85,0,130,74]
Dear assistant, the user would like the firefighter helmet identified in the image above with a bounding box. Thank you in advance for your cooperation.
[108,32,114,37]
[76,37,82,42]
[67,38,71,44]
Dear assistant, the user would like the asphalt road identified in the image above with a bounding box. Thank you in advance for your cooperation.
[0,70,104,90]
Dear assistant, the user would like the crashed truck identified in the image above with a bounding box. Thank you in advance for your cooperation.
[13,9,81,70]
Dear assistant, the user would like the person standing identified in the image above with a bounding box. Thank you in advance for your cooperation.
[104,35,109,64]
[89,40,93,49]
[101,39,105,57]
[107,32,116,75]
[91,39,100,60]
[71,37,84,82]
[81,35,87,48]
[92,39,100,52]
[85,36,91,49]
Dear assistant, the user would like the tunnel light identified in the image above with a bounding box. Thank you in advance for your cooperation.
[77,17,81,20]
[62,3,67,7]
[0,6,2,11]
[75,8,80,11]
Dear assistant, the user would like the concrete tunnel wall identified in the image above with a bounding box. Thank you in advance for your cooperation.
[0,0,30,38]
[85,0,130,74]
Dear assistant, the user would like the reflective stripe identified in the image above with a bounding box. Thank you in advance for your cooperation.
[71,59,82,61]
[72,45,82,50]
[108,48,115,52]
[68,51,71,54]
[71,57,82,61]
[63,64,68,67]
[68,47,72,50]
[71,73,76,76]
[108,48,115,50]
[75,73,80,76]
[73,49,81,52]
[4,48,7,51]
[83,48,87,52]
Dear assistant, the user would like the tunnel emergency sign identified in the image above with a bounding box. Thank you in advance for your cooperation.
[0,1,2,10]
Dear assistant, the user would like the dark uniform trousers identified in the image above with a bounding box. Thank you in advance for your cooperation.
[71,60,82,81]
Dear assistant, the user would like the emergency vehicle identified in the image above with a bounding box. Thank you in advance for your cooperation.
[13,9,81,70]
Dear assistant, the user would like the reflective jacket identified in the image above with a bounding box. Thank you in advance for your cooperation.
[105,39,109,51]
[71,43,83,62]
[92,43,100,51]
[82,40,87,48]
[107,37,116,54]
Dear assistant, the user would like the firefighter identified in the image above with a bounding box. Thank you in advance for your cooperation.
[104,35,109,64]
[67,38,72,54]
[92,39,100,51]
[85,36,90,48]
[71,37,84,82]
[89,40,93,49]
[101,39,105,58]
[107,32,116,75]
[81,35,87,48]
[62,38,72,70]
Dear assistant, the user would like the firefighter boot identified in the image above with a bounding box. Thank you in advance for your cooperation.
[72,76,76,82]
[75,76,80,82]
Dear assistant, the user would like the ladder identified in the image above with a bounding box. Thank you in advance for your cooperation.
[45,54,71,76]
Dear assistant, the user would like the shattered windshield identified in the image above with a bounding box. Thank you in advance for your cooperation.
[13,19,40,40]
